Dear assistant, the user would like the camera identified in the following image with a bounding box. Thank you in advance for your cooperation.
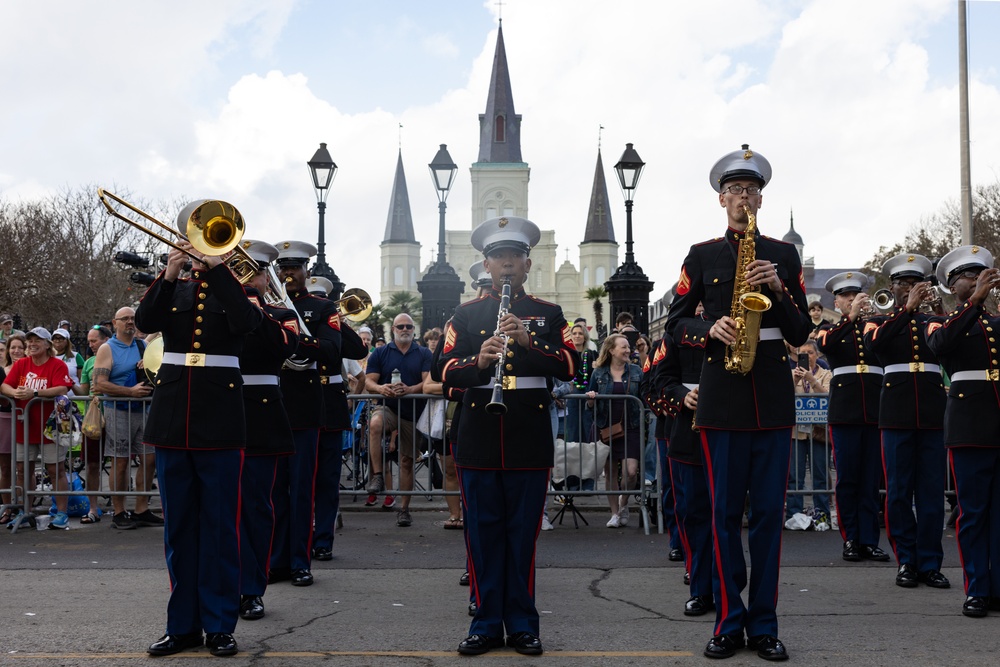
[130,271,155,286]
[114,250,150,269]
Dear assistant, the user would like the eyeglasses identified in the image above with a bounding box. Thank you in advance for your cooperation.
[394,324,414,330]
[951,269,982,284]
[891,278,920,288]
[116,316,135,322]
[724,184,763,195]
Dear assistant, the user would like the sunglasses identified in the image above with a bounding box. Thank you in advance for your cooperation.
[395,324,414,330]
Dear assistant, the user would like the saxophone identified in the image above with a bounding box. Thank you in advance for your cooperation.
[723,205,773,374]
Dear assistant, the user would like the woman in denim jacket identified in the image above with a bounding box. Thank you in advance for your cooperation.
[586,333,644,528]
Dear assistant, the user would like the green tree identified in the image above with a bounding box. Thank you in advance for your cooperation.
[380,291,422,332]
[585,286,607,341]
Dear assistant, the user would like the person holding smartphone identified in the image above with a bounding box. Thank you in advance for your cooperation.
[786,340,832,524]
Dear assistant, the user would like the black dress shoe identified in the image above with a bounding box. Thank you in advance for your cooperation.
[459,571,470,586]
[268,567,291,584]
[291,569,314,586]
[748,635,789,661]
[842,541,862,562]
[239,595,265,621]
[684,594,715,616]
[963,596,989,618]
[704,633,744,659]
[313,547,333,561]
[861,544,891,562]
[896,564,918,588]
[918,569,950,588]
[206,633,238,657]
[148,633,204,656]
[507,631,543,655]
[683,571,690,585]
[457,634,504,655]
[668,548,685,562]
[468,601,477,616]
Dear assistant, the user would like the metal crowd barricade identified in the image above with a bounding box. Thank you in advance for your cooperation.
[0,395,17,520]
[556,394,656,535]
[4,394,155,533]
[343,392,658,533]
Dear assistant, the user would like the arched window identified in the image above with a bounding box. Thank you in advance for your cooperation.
[383,266,388,287]
[394,267,403,286]
[410,267,417,288]
[486,207,497,219]
[583,267,590,287]
[596,266,606,285]
[495,115,505,142]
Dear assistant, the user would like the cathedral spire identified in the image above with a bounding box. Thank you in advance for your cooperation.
[477,23,523,163]
[582,149,615,244]
[382,150,416,243]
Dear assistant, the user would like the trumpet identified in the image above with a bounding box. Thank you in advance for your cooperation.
[919,285,944,314]
[98,188,259,281]
[858,289,895,318]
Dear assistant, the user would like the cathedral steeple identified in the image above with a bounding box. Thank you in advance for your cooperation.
[382,150,416,243]
[477,23,523,164]
[582,149,616,244]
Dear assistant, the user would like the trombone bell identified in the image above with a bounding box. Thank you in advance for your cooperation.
[335,288,372,323]
[177,200,245,256]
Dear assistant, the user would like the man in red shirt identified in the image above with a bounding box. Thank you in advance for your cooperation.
[1,327,74,528]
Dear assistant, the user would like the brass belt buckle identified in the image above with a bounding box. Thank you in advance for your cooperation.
[988,369,999,382]
[909,362,924,373]
[501,375,517,390]
[185,353,205,367]
[856,363,869,374]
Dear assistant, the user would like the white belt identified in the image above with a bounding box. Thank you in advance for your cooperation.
[951,369,1000,382]
[884,363,941,375]
[832,365,884,376]
[474,377,547,390]
[319,375,343,385]
[758,327,783,341]
[162,352,240,368]
[683,383,699,390]
[242,374,279,386]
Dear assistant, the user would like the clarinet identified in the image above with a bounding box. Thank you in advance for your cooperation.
[485,277,512,415]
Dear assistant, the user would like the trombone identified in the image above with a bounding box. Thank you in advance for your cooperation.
[97,188,258,281]
[333,288,373,323]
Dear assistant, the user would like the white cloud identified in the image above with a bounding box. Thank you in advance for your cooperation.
[3,0,1000,308]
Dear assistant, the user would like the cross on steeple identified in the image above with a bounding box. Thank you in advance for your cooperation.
[496,0,504,21]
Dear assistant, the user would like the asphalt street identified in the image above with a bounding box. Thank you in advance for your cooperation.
[0,498,996,667]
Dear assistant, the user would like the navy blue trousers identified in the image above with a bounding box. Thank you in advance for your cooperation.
[656,438,682,551]
[240,455,278,597]
[670,458,713,598]
[701,427,791,639]
[458,467,548,638]
[881,428,945,571]
[271,428,319,572]
[156,447,243,635]
[830,424,882,546]
[950,447,1000,598]
[313,430,345,551]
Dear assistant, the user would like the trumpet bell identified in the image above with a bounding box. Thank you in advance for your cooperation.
[337,288,372,323]
[177,200,245,256]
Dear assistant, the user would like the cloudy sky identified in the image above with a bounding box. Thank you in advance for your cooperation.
[3,0,1000,301]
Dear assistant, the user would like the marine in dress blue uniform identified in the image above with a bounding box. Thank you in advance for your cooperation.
[667,144,810,661]
[307,276,369,561]
[651,314,716,618]
[269,241,342,587]
[439,216,579,656]
[862,253,949,589]
[234,241,299,622]
[926,246,1000,616]
[816,272,890,563]
[137,239,263,658]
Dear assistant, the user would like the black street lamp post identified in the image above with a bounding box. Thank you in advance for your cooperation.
[307,142,344,297]
[417,144,464,331]
[605,142,654,334]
